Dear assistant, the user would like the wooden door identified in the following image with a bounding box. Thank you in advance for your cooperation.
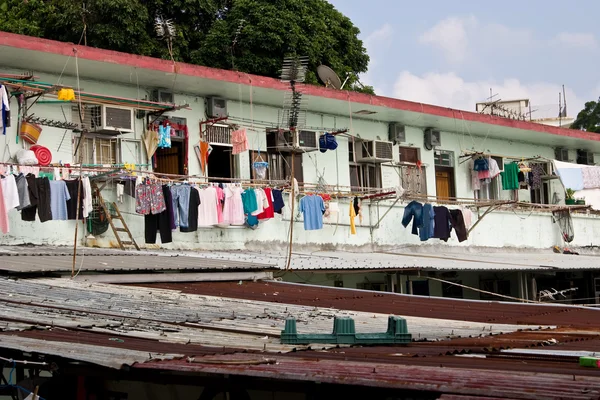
[436,170,451,199]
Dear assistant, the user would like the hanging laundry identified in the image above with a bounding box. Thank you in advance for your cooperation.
[170,184,191,229]
[198,186,220,226]
[82,177,93,219]
[432,206,451,242]
[318,132,338,153]
[197,141,212,175]
[0,176,8,234]
[272,189,285,214]
[257,187,275,220]
[21,174,38,222]
[215,185,225,224]
[530,163,546,190]
[180,187,201,233]
[135,183,166,215]
[449,209,468,242]
[145,185,173,244]
[241,188,259,228]
[36,177,52,222]
[0,84,10,135]
[15,173,31,211]
[231,128,249,155]
[65,179,84,220]
[299,195,325,231]
[116,183,125,203]
[2,175,20,211]
[143,129,160,159]
[158,122,172,149]
[500,162,520,190]
[223,184,245,225]
[401,201,423,236]
[420,203,435,242]
[252,188,268,216]
[473,157,489,171]
[49,180,71,221]
[349,201,357,235]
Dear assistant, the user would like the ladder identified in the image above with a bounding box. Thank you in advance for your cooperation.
[92,183,140,251]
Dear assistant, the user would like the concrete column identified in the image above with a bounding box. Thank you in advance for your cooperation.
[524,273,529,301]
[408,277,414,295]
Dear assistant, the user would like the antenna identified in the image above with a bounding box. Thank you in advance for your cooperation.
[155,15,176,62]
[317,65,342,89]
[280,56,308,130]
[231,19,246,71]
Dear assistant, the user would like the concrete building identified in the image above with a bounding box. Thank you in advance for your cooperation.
[1,32,600,303]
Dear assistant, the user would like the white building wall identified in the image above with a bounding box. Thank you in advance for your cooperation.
[1,69,599,251]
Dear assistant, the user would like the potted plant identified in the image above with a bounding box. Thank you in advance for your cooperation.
[576,197,586,205]
[565,188,576,205]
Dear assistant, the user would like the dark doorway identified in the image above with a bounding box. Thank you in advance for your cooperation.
[155,139,184,175]
[410,280,430,296]
[208,144,233,181]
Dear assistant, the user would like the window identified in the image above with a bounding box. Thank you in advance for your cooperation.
[434,150,454,167]
[267,151,303,182]
[399,165,427,194]
[204,124,232,144]
[399,146,419,164]
[73,135,143,166]
[73,135,118,165]
[349,142,382,191]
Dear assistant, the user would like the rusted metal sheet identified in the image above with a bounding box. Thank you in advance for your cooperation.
[143,281,600,328]
[133,353,600,400]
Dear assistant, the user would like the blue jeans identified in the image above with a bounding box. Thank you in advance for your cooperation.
[402,201,423,236]
[170,185,191,228]
[420,203,435,241]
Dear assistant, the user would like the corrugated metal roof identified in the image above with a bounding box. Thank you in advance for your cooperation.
[1,277,599,398]
[134,353,600,399]
[143,281,600,328]
[0,254,276,274]
[143,249,600,272]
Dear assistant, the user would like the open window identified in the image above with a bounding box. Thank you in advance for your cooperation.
[349,141,382,191]
[73,134,142,166]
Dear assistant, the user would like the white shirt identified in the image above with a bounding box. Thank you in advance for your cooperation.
[2,175,20,210]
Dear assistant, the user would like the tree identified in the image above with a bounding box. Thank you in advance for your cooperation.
[572,99,600,133]
[0,0,371,94]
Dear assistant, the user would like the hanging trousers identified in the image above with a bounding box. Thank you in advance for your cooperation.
[144,185,173,244]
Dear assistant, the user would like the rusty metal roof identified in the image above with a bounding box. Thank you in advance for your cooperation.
[133,353,600,399]
[138,281,600,328]
[1,277,600,399]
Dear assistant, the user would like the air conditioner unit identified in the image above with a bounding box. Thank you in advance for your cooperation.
[389,123,405,144]
[207,97,228,118]
[577,149,595,165]
[555,147,569,161]
[424,128,441,149]
[151,89,174,104]
[74,104,134,134]
[267,129,319,152]
[356,140,393,163]
[100,105,134,134]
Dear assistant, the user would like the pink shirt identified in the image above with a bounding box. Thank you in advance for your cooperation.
[222,185,245,225]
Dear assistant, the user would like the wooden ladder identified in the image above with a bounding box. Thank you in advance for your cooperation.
[92,183,140,251]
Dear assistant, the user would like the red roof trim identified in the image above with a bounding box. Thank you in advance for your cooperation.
[1,31,598,143]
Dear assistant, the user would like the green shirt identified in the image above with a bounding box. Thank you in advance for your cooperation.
[501,163,519,190]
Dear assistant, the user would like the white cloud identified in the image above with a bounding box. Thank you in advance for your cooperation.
[361,24,394,93]
[555,32,597,48]
[393,71,585,118]
[364,23,393,48]
[418,16,477,64]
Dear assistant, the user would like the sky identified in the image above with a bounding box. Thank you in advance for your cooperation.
[328,0,600,118]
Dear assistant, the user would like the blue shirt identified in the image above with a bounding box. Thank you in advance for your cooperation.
[299,195,325,231]
[49,180,71,220]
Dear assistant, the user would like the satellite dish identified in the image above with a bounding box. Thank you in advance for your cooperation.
[317,65,342,90]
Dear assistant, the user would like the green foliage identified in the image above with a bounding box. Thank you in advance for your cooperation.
[565,188,576,200]
[0,0,371,93]
[571,99,600,133]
